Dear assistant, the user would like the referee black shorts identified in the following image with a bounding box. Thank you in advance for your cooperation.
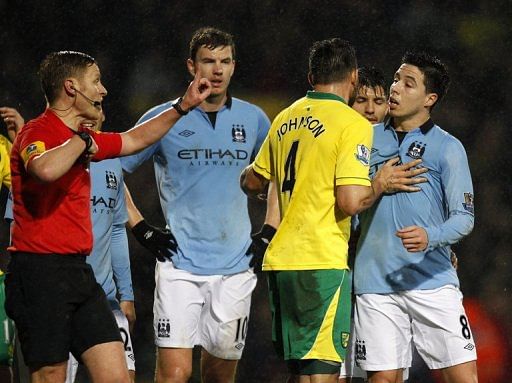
[4,252,122,368]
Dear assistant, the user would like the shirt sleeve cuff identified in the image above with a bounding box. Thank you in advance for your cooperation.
[425,226,441,251]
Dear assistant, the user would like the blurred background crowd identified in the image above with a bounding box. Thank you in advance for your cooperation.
[1,1,511,381]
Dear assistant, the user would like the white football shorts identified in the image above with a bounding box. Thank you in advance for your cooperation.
[153,261,257,360]
[65,308,135,383]
[339,319,409,380]
[354,285,477,371]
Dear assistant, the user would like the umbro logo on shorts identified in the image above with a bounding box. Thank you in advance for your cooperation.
[235,343,244,350]
[157,318,171,338]
[464,343,475,351]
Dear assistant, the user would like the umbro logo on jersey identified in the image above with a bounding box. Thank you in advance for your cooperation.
[464,343,475,351]
[407,141,426,159]
[105,170,118,190]
[179,130,195,137]
[157,318,171,338]
[232,125,246,143]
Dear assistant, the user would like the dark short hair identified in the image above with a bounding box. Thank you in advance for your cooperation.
[401,51,450,108]
[357,66,388,96]
[308,38,357,85]
[39,51,96,104]
[189,27,235,61]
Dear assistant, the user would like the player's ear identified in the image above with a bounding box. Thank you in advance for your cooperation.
[230,59,236,76]
[64,79,77,96]
[351,69,358,88]
[424,93,438,109]
[186,59,195,77]
[307,72,315,87]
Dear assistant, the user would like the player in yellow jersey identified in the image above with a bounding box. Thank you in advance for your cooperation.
[241,38,427,383]
[0,106,24,190]
[0,106,23,382]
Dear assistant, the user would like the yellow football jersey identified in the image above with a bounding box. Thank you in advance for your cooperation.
[0,135,12,189]
[253,91,372,270]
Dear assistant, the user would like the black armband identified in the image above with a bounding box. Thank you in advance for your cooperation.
[172,97,189,116]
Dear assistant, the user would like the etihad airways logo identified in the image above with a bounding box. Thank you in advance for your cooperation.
[90,195,116,215]
[178,148,249,167]
[178,148,248,160]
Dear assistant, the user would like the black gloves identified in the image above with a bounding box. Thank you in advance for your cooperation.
[131,220,177,262]
[248,224,276,273]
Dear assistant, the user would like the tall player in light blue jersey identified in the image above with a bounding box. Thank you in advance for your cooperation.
[4,112,136,383]
[353,52,478,383]
[121,27,270,383]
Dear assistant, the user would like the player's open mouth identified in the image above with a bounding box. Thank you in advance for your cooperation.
[389,97,399,108]
[81,121,96,129]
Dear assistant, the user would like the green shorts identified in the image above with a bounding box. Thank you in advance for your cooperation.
[268,269,351,365]
[0,272,14,366]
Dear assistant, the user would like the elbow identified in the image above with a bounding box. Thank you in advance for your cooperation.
[336,199,362,217]
[240,166,266,198]
[241,177,263,198]
[28,162,60,183]
[462,215,475,236]
[338,205,360,217]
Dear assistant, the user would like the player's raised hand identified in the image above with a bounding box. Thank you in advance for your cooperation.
[376,158,428,194]
[0,106,25,140]
[180,70,212,111]
[396,225,428,252]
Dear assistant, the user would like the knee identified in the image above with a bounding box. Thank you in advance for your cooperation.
[200,356,237,383]
[102,370,132,383]
[202,369,236,383]
[30,364,67,383]
[367,376,394,383]
[156,365,192,383]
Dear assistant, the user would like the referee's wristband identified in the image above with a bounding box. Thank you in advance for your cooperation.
[172,97,189,116]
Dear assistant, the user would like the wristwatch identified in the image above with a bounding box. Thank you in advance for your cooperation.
[76,131,93,153]
[171,97,189,116]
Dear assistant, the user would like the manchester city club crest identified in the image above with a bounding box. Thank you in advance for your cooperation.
[407,141,426,159]
[232,124,246,143]
[355,338,367,361]
[157,318,171,338]
[105,170,118,190]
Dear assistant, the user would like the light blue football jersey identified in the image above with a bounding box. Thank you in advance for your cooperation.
[89,159,132,308]
[121,96,270,275]
[354,119,474,294]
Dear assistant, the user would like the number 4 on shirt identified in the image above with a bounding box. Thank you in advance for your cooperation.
[282,140,299,195]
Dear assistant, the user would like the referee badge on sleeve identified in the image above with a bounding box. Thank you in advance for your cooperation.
[21,141,46,164]
[355,144,370,166]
